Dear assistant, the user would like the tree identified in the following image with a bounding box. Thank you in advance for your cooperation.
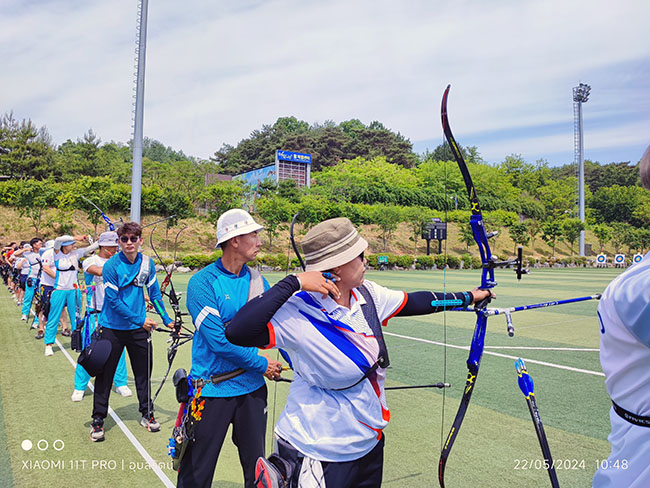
[622,226,640,254]
[0,112,55,179]
[592,224,611,252]
[536,179,580,218]
[157,191,194,252]
[404,206,433,254]
[200,181,247,229]
[255,195,295,250]
[459,222,475,252]
[296,195,333,229]
[590,185,647,225]
[609,222,628,254]
[212,116,418,173]
[423,142,483,164]
[369,204,402,251]
[527,219,543,253]
[560,218,584,255]
[508,222,530,254]
[541,221,562,257]
[637,229,650,253]
[14,179,54,234]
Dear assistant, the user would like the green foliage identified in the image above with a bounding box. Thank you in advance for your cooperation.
[527,219,543,252]
[212,117,416,174]
[312,157,422,205]
[403,206,434,254]
[541,220,563,257]
[590,184,650,226]
[0,113,55,180]
[200,180,247,228]
[552,159,639,193]
[536,179,581,218]
[419,142,484,165]
[415,255,434,269]
[609,222,629,253]
[369,204,403,251]
[560,218,585,255]
[180,251,222,268]
[14,179,56,234]
[255,196,296,249]
[458,222,475,252]
[296,195,334,228]
[395,255,414,268]
[591,224,611,251]
[508,222,530,252]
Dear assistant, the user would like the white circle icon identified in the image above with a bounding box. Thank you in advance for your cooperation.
[53,440,65,451]
[21,440,32,451]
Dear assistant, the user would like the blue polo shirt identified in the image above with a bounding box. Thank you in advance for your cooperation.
[186,259,270,398]
[100,252,171,330]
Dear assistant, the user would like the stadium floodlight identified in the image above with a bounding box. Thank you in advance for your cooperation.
[572,82,591,256]
[573,83,591,103]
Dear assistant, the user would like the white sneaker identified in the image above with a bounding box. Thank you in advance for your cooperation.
[71,390,85,402]
[21,314,27,321]
[115,385,133,397]
[44,345,54,356]
[140,415,161,432]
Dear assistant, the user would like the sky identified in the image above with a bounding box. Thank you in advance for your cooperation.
[2,0,649,167]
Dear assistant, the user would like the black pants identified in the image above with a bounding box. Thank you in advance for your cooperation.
[279,434,385,488]
[92,327,152,419]
[177,385,268,488]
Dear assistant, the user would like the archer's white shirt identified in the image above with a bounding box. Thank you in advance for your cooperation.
[267,279,406,462]
[593,252,650,487]
[39,249,55,287]
[83,254,108,310]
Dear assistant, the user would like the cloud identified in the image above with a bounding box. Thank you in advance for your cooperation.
[2,0,649,165]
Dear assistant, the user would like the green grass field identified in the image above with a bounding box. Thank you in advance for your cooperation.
[0,268,619,487]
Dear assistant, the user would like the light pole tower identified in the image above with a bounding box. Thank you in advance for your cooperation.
[130,0,149,224]
[573,82,590,256]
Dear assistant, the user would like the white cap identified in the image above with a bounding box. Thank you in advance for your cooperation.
[54,235,75,251]
[97,231,118,247]
[44,239,55,249]
[22,243,32,250]
[216,209,263,247]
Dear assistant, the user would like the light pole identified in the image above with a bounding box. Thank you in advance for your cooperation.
[131,0,149,224]
[573,82,590,256]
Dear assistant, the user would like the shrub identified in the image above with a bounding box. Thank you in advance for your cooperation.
[415,255,434,269]
[396,255,414,268]
[181,251,221,268]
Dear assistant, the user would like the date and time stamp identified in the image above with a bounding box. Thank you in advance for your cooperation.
[513,458,629,471]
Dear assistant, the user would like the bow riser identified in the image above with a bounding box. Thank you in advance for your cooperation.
[470,215,495,289]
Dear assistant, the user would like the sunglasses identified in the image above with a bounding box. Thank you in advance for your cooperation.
[119,235,140,243]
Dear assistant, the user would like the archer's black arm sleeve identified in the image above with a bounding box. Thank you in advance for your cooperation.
[226,275,301,347]
[397,291,474,316]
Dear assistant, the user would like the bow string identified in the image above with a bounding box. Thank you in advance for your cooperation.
[149,223,193,405]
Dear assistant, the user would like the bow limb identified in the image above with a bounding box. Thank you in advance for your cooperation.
[79,195,115,232]
[438,85,495,488]
[290,212,306,271]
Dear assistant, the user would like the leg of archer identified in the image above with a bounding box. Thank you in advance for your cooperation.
[123,327,154,418]
[177,396,236,488]
[231,384,268,488]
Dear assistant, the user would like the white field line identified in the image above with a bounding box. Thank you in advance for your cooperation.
[55,338,175,488]
[383,332,605,377]
[484,346,599,352]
